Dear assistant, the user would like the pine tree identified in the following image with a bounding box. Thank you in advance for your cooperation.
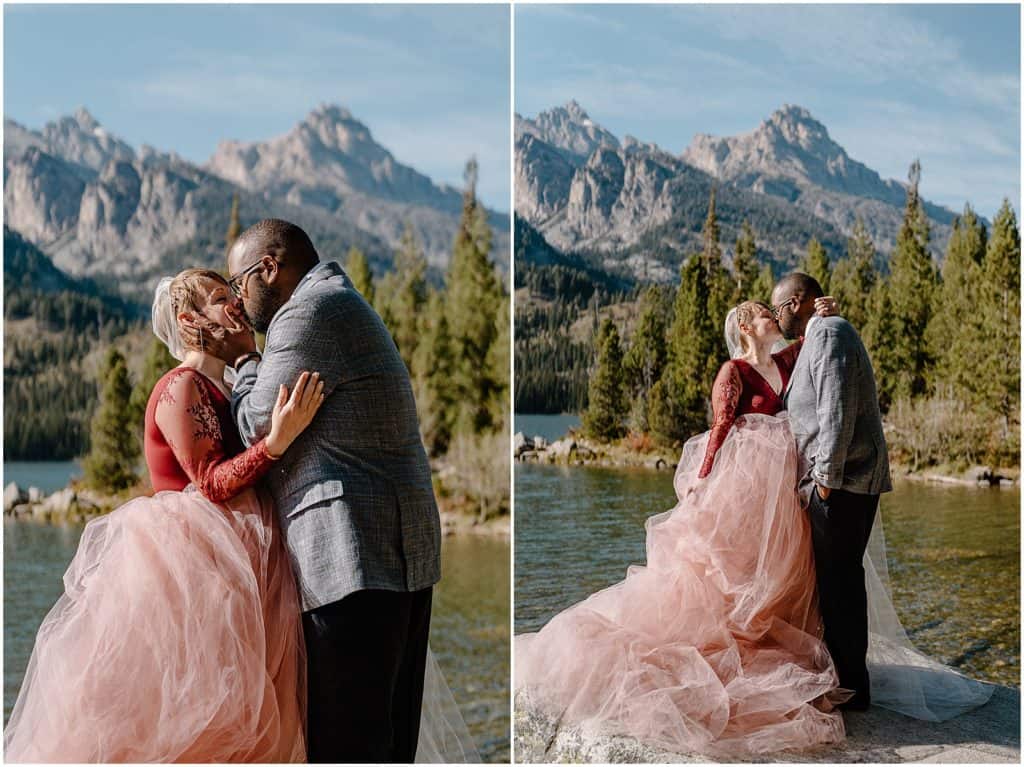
[225,193,241,256]
[927,205,986,400]
[862,280,900,412]
[486,291,511,431]
[412,288,458,455]
[623,286,668,432]
[83,347,139,492]
[802,237,832,295]
[830,220,876,330]
[582,318,627,441]
[446,157,502,435]
[701,187,732,332]
[979,200,1020,436]
[886,160,937,401]
[750,263,776,304]
[732,221,760,303]
[345,246,375,307]
[378,224,428,375]
[652,255,720,443]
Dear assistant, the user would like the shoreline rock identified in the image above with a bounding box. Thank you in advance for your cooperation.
[4,480,510,538]
[514,685,1020,763]
[514,433,1020,485]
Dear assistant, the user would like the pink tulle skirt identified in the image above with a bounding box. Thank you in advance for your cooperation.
[5,487,306,763]
[515,413,845,756]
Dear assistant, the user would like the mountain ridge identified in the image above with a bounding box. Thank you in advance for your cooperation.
[516,102,959,283]
[4,106,509,301]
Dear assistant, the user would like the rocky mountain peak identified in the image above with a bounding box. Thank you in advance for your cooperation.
[296,104,380,158]
[760,104,836,157]
[71,107,100,132]
[517,101,619,161]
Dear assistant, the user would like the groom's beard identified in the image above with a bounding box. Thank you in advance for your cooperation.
[245,280,282,334]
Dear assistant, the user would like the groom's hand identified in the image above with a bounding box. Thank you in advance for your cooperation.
[816,483,832,500]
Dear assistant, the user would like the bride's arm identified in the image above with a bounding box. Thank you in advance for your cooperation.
[698,361,742,479]
[155,370,278,503]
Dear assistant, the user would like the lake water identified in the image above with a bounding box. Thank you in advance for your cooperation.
[3,461,82,494]
[516,454,1019,688]
[4,520,510,762]
[513,413,580,443]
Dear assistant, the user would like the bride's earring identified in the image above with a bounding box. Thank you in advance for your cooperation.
[198,324,205,352]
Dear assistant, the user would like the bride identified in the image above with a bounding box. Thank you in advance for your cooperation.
[515,298,993,757]
[5,268,477,763]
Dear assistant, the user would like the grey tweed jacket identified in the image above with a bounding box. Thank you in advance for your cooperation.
[232,261,441,612]
[784,315,893,507]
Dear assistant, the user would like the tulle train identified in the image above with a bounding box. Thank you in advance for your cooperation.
[515,414,845,756]
[4,487,306,763]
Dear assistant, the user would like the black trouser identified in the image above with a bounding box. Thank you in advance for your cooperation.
[807,487,878,704]
[301,587,433,763]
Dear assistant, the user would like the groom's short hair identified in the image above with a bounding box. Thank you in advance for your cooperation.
[236,219,319,272]
[778,271,824,300]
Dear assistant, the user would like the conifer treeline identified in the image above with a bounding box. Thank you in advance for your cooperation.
[583,164,1020,470]
[345,158,510,519]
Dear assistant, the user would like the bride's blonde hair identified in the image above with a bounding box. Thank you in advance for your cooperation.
[734,300,772,355]
[169,268,229,352]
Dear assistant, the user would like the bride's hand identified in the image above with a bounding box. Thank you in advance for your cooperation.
[266,372,326,458]
[814,296,839,317]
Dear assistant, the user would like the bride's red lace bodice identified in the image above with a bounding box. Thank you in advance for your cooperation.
[144,368,276,502]
[698,341,802,479]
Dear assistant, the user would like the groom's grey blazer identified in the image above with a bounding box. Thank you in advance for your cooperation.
[232,261,441,612]
[784,315,892,506]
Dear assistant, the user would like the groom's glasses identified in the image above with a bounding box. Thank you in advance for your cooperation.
[228,261,265,297]
[771,296,796,318]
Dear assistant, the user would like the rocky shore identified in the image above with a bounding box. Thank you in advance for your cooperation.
[514,685,1020,763]
[4,480,510,538]
[514,431,1019,488]
[3,481,119,524]
[514,432,676,471]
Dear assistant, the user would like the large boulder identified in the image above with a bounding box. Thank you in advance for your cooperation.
[534,436,549,451]
[4,482,25,512]
[514,432,535,458]
[27,486,43,503]
[39,487,77,516]
[548,439,577,459]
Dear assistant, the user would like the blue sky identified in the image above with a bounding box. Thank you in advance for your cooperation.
[4,4,511,211]
[516,4,1020,220]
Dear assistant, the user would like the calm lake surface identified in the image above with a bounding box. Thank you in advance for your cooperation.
[515,431,1019,688]
[3,461,82,494]
[4,517,510,762]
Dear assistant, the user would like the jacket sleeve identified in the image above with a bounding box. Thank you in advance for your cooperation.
[808,328,860,489]
[155,370,277,503]
[232,297,342,447]
[699,360,742,479]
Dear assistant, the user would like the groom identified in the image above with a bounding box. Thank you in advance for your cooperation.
[224,218,442,762]
[772,271,892,711]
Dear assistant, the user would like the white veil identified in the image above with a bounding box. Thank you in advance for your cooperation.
[864,517,995,720]
[417,647,482,762]
[722,309,994,721]
[152,277,186,361]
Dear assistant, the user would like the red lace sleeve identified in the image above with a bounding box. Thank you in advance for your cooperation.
[698,361,742,479]
[154,370,277,503]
